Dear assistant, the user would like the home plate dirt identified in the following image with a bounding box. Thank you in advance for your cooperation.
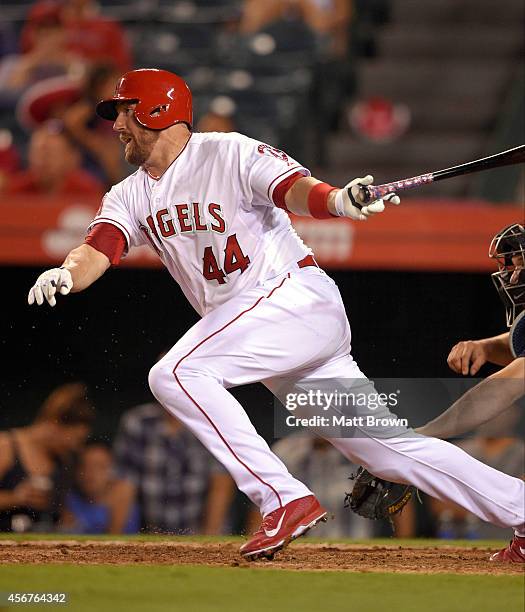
[0,540,522,575]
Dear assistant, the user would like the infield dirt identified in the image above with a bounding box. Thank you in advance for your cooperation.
[0,539,522,575]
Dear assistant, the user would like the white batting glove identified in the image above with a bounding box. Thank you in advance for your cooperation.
[28,267,73,307]
[334,175,400,221]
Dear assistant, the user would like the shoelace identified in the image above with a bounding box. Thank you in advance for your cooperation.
[255,510,281,535]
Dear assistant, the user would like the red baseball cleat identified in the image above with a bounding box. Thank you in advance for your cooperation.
[489,534,525,563]
[240,495,328,560]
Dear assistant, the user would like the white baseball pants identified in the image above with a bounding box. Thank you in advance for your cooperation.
[148,266,525,531]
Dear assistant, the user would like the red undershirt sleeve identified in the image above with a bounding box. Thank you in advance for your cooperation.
[85,222,127,265]
[271,171,305,212]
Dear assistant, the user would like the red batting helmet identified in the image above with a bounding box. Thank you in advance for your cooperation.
[96,68,192,130]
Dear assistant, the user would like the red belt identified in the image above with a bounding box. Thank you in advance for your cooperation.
[297,254,319,269]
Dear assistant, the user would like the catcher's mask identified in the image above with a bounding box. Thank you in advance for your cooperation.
[95,68,192,130]
[489,223,525,326]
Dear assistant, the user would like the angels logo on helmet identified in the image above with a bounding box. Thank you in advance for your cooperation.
[95,68,192,130]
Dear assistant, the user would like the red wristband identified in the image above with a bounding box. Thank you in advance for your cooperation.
[307,183,338,219]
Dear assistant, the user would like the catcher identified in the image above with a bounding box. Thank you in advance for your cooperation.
[348,223,525,562]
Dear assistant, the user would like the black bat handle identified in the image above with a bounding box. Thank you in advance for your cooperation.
[361,173,434,203]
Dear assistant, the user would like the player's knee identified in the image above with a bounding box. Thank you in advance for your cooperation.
[148,359,173,403]
[148,354,213,403]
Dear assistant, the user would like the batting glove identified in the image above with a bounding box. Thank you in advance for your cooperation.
[334,175,400,221]
[28,267,73,307]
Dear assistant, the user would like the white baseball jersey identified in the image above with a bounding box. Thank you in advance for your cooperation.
[87,130,525,535]
[88,132,312,316]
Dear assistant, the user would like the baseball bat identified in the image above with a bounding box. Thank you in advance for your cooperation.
[361,144,525,203]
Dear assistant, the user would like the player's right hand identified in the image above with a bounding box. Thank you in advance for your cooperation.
[28,267,73,307]
[335,175,400,221]
[447,340,488,376]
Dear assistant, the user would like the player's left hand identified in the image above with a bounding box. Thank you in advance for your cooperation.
[28,267,73,307]
[334,175,400,221]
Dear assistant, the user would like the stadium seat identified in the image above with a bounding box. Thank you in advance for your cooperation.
[219,19,317,76]
[127,22,217,71]
[157,0,241,23]
[98,0,158,21]
[0,1,33,22]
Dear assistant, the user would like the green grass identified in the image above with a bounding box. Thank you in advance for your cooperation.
[0,537,520,612]
[0,565,522,612]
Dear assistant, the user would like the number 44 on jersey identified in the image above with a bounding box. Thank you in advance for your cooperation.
[203,234,250,284]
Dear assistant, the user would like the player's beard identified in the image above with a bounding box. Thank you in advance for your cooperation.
[124,130,159,166]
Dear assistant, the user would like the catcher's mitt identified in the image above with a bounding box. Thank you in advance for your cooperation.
[344,466,417,528]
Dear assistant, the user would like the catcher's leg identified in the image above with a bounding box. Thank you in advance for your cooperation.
[268,356,525,533]
[329,433,525,532]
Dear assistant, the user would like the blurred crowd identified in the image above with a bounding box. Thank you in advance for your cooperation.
[0,0,391,194]
[1,382,523,539]
[1,1,521,202]
[1,0,522,540]
[0,383,235,535]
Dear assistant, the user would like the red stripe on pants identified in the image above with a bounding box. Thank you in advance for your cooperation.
[172,274,291,509]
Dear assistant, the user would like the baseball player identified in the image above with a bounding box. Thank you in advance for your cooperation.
[28,69,525,561]
[419,223,525,562]
[418,223,525,442]
[350,223,525,562]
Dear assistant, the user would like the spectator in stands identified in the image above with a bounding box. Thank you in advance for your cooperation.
[21,0,132,73]
[240,0,353,164]
[240,0,352,57]
[0,4,84,94]
[15,75,83,132]
[4,120,104,197]
[113,402,234,535]
[196,113,236,134]
[0,129,21,192]
[196,96,237,134]
[0,383,94,533]
[300,0,353,58]
[429,407,525,540]
[0,21,18,59]
[61,443,140,534]
[265,433,415,538]
[240,0,287,33]
[62,63,128,187]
